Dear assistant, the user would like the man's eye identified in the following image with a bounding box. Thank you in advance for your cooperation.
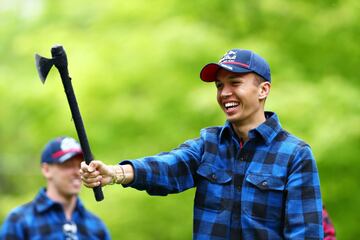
[215,82,223,89]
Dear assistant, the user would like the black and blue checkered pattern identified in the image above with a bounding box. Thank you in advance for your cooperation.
[0,188,110,240]
[123,112,323,239]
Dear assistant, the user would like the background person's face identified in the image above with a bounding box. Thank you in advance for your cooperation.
[46,156,83,198]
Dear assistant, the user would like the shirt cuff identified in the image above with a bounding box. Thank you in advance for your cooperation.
[119,160,148,190]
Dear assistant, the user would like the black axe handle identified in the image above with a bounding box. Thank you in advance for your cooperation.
[51,46,104,201]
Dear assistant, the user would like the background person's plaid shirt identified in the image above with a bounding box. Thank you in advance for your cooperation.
[323,206,336,239]
[122,112,323,239]
[0,188,110,240]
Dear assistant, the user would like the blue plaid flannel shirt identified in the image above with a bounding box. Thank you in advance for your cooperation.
[122,112,323,239]
[0,188,110,240]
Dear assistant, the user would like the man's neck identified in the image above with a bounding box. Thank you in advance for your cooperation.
[231,114,266,142]
[46,188,77,220]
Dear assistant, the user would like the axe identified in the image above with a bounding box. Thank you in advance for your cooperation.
[35,45,104,201]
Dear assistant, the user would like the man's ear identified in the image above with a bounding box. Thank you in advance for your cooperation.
[258,82,271,100]
[41,163,51,179]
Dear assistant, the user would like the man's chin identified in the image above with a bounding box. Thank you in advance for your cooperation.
[226,116,239,123]
[71,186,81,194]
[64,186,81,196]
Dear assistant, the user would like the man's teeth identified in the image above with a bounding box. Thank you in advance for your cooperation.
[224,102,239,108]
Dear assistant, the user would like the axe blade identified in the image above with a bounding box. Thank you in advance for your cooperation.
[35,54,54,83]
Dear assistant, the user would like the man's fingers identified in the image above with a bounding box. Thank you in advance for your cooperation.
[82,174,102,183]
[81,170,99,178]
[83,179,102,188]
[81,160,102,172]
[80,161,92,173]
[80,160,109,188]
[88,161,98,172]
[81,172,102,187]
[80,160,102,187]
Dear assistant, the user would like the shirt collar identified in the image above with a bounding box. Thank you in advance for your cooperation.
[219,111,282,145]
[219,121,237,143]
[251,111,282,145]
[34,188,86,216]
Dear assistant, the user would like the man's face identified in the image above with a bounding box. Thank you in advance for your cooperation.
[43,156,83,198]
[215,69,267,125]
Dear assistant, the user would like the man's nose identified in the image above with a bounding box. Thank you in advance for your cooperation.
[220,86,232,98]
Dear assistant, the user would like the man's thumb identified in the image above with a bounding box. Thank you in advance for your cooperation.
[88,161,99,172]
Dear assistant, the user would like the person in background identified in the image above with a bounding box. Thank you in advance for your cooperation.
[0,136,111,240]
[80,49,323,239]
[323,206,336,239]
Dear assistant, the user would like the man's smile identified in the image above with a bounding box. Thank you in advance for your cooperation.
[224,101,240,110]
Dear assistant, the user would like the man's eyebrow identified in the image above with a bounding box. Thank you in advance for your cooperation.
[228,75,238,79]
[215,72,247,81]
[228,74,245,80]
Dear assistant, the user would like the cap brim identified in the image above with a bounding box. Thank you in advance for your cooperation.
[200,63,252,82]
[58,150,83,163]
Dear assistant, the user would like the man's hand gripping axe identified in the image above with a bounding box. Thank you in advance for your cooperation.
[35,45,104,201]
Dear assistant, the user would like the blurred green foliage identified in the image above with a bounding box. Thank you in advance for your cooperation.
[0,0,359,239]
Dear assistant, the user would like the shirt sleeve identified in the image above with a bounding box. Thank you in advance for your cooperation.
[284,144,323,239]
[96,220,111,240]
[121,137,204,196]
[0,210,26,240]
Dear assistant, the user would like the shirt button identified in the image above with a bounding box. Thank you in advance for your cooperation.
[211,174,217,181]
[237,185,241,190]
[261,181,268,187]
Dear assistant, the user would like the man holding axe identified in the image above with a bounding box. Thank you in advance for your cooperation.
[80,49,324,239]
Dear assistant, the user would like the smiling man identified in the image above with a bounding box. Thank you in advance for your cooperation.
[80,49,323,239]
[0,136,110,240]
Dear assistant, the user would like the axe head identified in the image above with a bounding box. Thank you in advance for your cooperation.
[35,54,54,83]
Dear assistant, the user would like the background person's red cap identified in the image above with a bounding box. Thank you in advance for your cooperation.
[200,49,271,82]
[41,137,83,164]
